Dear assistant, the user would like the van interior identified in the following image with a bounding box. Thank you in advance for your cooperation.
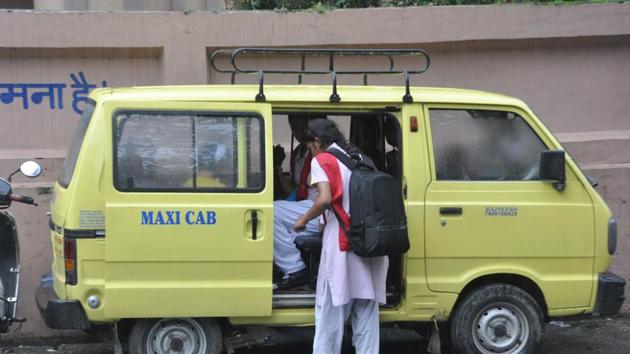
[271,110,403,309]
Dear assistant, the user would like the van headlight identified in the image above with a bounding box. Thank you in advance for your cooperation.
[608,218,618,255]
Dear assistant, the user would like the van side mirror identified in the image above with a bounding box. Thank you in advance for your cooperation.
[539,150,565,191]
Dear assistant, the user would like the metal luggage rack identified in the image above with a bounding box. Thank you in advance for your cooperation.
[209,48,431,103]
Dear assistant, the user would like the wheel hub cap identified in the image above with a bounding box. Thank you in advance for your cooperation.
[146,318,207,354]
[473,304,529,354]
[494,324,508,338]
[171,338,184,351]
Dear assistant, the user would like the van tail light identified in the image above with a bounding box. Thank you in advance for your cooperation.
[64,238,78,285]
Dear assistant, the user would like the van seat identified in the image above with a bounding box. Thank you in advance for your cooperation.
[294,234,322,289]
[294,234,323,251]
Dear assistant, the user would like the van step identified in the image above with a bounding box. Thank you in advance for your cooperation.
[272,293,316,308]
[272,292,397,309]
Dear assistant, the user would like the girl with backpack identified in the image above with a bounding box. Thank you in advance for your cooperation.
[293,119,389,354]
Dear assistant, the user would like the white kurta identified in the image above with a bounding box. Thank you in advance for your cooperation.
[310,144,389,307]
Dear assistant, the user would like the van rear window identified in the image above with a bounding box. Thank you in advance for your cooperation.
[58,101,95,188]
[113,111,264,192]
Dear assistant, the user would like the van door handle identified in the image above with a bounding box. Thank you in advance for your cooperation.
[251,210,258,240]
[440,207,463,216]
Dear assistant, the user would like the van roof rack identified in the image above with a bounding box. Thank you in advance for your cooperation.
[209,48,431,104]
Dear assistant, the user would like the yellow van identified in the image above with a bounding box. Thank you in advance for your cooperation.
[36,49,624,354]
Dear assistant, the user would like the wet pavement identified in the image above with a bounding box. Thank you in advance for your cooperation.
[1,314,629,354]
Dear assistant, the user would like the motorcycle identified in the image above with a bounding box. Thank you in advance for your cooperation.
[0,160,41,333]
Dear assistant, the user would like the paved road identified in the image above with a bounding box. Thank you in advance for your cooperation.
[2,314,629,354]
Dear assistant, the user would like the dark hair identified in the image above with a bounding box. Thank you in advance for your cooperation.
[304,119,361,155]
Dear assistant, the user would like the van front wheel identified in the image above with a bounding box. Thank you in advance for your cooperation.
[450,284,543,354]
[129,318,222,354]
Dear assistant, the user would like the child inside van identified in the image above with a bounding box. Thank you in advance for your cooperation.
[273,114,322,289]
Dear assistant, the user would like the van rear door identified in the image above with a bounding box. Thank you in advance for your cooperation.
[104,101,273,319]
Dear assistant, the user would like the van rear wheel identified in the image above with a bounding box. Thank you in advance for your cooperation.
[129,318,222,354]
[450,284,543,354]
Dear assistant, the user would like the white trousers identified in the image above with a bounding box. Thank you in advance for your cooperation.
[313,281,380,354]
[273,200,320,275]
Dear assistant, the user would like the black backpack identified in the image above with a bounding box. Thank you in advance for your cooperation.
[326,148,410,257]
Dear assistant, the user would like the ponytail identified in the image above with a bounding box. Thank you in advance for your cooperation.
[335,137,361,156]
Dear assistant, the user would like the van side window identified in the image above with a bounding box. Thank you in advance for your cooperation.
[114,112,263,192]
[429,109,547,181]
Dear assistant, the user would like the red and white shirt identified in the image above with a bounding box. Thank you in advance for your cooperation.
[310,143,389,307]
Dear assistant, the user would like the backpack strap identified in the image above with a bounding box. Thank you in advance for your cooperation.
[325,148,356,171]
[325,147,375,171]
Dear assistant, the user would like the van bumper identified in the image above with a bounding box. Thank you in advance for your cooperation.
[35,273,90,330]
[594,272,626,316]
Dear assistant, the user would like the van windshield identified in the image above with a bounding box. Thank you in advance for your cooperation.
[58,101,95,188]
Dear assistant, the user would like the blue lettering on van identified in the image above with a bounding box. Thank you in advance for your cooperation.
[141,210,216,225]
[206,211,216,225]
[155,212,165,224]
[185,211,195,225]
[141,211,154,225]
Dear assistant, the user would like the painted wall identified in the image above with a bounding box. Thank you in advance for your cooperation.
[0,4,629,337]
